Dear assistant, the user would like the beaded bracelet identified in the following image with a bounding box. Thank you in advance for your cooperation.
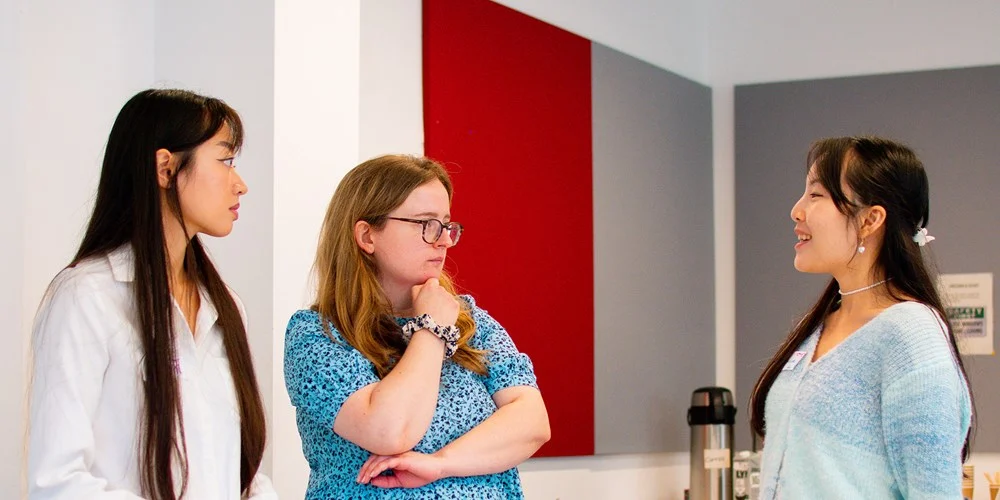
[400,313,460,358]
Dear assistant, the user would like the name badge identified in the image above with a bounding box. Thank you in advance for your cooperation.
[782,351,807,371]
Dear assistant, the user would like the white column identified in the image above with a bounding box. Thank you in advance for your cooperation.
[712,85,736,392]
[272,1,362,496]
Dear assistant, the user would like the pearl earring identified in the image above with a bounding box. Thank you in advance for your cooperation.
[857,239,866,254]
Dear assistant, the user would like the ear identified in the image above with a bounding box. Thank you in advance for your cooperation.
[155,148,174,189]
[859,205,887,238]
[354,220,376,255]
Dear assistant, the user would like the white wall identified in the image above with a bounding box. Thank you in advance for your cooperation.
[5,1,155,497]
[1,0,23,495]
[705,0,1000,86]
[359,0,424,160]
[494,0,712,85]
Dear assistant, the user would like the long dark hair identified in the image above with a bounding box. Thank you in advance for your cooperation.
[748,136,973,459]
[72,89,266,498]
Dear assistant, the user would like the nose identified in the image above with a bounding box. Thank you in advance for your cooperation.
[433,228,454,249]
[234,170,249,195]
[790,196,804,222]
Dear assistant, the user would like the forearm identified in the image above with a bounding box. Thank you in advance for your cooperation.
[341,329,445,452]
[433,390,550,478]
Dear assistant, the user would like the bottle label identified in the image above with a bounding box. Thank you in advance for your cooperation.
[704,449,730,469]
[734,457,749,498]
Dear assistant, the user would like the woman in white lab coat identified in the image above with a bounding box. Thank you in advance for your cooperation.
[28,89,275,499]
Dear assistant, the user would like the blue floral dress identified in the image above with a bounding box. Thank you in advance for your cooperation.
[284,295,538,499]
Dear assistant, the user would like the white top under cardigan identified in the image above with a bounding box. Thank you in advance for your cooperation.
[28,245,277,499]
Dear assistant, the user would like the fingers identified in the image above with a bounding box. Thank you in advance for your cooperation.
[411,284,422,305]
[411,278,460,326]
[412,277,439,291]
[366,457,400,483]
[369,474,403,488]
[356,455,377,483]
[357,454,391,483]
[358,455,403,484]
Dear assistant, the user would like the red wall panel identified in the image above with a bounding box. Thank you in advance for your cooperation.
[423,0,594,456]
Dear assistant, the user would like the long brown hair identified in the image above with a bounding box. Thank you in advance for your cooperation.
[72,89,266,498]
[748,136,973,459]
[313,154,486,377]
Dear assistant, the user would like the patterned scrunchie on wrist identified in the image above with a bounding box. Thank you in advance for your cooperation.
[401,313,460,358]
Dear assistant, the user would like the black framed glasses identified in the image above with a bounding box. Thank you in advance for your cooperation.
[387,217,464,246]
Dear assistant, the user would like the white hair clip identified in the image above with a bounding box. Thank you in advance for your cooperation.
[913,227,936,246]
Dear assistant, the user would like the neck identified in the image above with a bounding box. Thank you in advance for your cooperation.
[162,213,191,288]
[834,272,893,315]
[382,280,415,317]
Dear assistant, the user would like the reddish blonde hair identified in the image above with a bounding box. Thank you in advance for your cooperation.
[313,155,486,377]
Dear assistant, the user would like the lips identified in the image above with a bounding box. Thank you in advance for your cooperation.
[794,228,811,249]
[230,203,240,220]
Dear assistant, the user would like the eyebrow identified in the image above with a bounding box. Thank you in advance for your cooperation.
[411,211,450,220]
[217,141,237,152]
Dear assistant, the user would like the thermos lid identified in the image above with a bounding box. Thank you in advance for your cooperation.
[687,386,737,425]
[690,386,734,407]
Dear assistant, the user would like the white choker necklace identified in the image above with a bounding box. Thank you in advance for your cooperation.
[839,278,891,296]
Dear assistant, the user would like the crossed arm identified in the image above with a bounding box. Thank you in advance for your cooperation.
[355,385,550,487]
[331,317,549,488]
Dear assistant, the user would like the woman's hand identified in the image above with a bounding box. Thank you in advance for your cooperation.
[411,278,459,326]
[356,451,444,489]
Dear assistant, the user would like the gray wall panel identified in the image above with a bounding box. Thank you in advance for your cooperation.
[735,65,1000,452]
[593,43,715,454]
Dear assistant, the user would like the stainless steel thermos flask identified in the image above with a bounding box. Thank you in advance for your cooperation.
[688,387,737,500]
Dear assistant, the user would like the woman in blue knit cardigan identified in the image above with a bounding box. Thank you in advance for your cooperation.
[749,136,973,499]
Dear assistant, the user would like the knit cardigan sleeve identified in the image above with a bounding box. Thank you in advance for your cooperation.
[882,343,970,498]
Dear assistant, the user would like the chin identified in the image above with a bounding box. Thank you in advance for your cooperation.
[418,270,443,284]
[792,257,815,273]
[202,225,234,238]
[793,261,827,275]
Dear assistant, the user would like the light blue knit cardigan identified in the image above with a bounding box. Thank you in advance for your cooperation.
[760,301,972,499]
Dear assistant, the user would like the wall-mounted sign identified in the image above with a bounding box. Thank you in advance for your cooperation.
[938,273,993,356]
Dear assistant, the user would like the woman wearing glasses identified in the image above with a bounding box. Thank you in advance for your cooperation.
[283,155,550,498]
